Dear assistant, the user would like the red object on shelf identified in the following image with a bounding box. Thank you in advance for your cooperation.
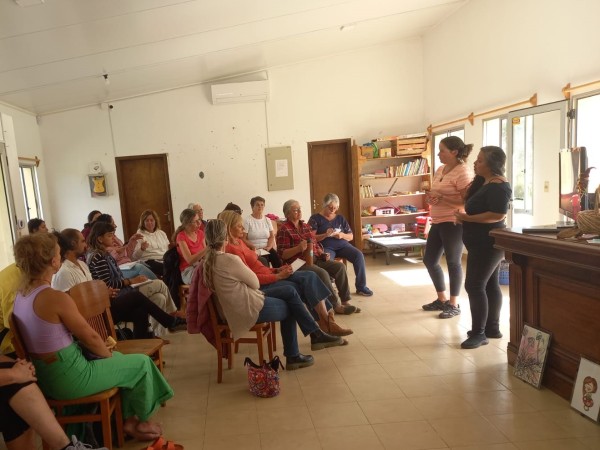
[415,215,432,239]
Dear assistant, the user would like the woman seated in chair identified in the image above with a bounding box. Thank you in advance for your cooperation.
[87,222,185,336]
[54,228,185,339]
[202,219,343,369]
[11,233,173,442]
[277,199,360,315]
[309,193,373,297]
[132,209,170,277]
[242,196,283,268]
[93,214,156,280]
[1,355,107,450]
[174,208,207,284]
[220,210,352,337]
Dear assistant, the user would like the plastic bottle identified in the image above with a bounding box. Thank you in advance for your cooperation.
[304,238,314,266]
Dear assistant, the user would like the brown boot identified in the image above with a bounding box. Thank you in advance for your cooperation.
[319,312,353,337]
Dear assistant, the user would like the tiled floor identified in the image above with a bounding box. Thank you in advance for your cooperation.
[5,255,600,449]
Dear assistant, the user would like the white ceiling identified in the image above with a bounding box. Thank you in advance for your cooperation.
[0,0,467,115]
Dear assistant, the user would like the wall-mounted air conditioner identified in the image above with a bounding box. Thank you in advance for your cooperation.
[211,80,269,105]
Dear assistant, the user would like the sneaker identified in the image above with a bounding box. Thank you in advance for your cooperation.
[438,304,460,319]
[286,353,314,370]
[460,334,489,349]
[422,299,447,311]
[66,435,108,450]
[310,329,344,350]
[356,287,374,296]
[467,329,503,339]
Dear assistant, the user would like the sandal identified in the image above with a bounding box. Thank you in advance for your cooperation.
[142,436,185,450]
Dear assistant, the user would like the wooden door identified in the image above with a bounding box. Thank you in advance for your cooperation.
[115,154,174,242]
[307,139,358,246]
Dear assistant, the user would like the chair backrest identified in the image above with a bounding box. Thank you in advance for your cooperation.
[69,280,116,342]
[162,246,183,307]
[206,294,232,342]
[8,314,29,360]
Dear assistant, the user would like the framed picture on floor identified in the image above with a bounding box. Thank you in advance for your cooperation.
[570,357,600,422]
[513,324,552,388]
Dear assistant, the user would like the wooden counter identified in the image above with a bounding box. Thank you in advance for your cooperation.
[490,229,600,400]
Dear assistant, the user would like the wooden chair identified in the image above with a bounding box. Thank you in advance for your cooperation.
[69,280,164,373]
[207,294,273,383]
[9,315,124,450]
[178,284,190,315]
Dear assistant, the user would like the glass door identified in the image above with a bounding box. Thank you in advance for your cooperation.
[0,142,17,266]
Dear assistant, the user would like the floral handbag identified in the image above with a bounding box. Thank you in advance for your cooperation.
[244,356,284,398]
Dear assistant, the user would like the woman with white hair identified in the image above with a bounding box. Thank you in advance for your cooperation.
[309,193,373,296]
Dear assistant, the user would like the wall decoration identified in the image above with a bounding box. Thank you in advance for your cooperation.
[88,174,107,197]
[513,324,552,388]
[571,357,600,422]
[265,146,293,191]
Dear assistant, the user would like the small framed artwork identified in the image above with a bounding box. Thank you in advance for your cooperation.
[571,357,600,422]
[513,324,552,388]
[88,174,107,197]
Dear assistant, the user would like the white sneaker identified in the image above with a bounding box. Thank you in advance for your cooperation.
[65,435,109,450]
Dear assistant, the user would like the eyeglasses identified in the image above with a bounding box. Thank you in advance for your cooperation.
[291,208,302,213]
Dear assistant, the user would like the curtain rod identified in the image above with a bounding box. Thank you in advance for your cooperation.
[562,80,600,99]
[18,156,41,167]
[427,93,537,134]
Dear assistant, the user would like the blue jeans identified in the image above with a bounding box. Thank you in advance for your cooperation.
[423,222,464,297]
[256,294,317,358]
[121,263,157,280]
[324,244,368,290]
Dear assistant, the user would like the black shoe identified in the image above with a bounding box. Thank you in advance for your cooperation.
[422,299,447,311]
[286,353,314,370]
[461,334,489,349]
[439,304,461,319]
[467,329,503,339]
[168,317,187,333]
[310,329,344,350]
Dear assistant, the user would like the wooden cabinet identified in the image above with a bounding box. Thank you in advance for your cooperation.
[350,135,431,250]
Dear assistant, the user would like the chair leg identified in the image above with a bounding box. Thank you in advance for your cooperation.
[100,398,113,450]
[270,322,277,351]
[234,341,240,354]
[226,342,233,369]
[266,327,274,361]
[216,345,223,383]
[256,330,264,363]
[114,394,124,448]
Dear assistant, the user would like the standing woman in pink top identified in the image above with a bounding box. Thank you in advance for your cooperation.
[174,209,207,284]
[422,136,473,318]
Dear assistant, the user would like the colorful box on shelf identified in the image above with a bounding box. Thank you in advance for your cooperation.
[375,207,395,216]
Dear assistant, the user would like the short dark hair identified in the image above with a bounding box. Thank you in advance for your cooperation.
[27,218,45,234]
[250,196,265,207]
[95,213,113,224]
[440,136,474,163]
[87,210,101,224]
[58,228,81,259]
[224,202,242,215]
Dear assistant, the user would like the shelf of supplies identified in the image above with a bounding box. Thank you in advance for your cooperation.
[360,173,430,181]
[360,154,424,162]
[361,193,424,200]
[361,212,428,220]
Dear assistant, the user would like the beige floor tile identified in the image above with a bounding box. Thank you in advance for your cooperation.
[513,438,591,450]
[421,356,478,375]
[257,405,314,432]
[369,346,420,363]
[486,412,577,442]
[331,349,379,367]
[448,444,518,450]
[410,395,479,420]
[295,365,346,387]
[578,436,600,448]
[373,421,448,449]
[203,433,261,450]
[462,390,537,415]
[408,344,462,360]
[260,429,322,450]
[347,378,406,401]
[393,375,449,398]
[541,409,600,437]
[382,360,436,378]
[509,387,571,411]
[441,372,508,393]
[206,386,257,412]
[316,424,383,450]
[254,384,307,411]
[359,335,407,350]
[359,398,424,423]
[160,412,206,440]
[339,363,393,383]
[429,415,508,447]
[308,401,369,428]
[301,382,356,405]
[204,409,259,437]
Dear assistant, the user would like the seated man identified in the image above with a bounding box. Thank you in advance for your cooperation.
[1,355,107,450]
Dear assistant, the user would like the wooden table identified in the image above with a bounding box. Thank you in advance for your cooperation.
[365,235,427,265]
[490,228,600,400]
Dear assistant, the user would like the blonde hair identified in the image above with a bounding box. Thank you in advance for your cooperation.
[202,219,228,291]
[138,209,161,232]
[13,233,58,290]
[217,210,242,243]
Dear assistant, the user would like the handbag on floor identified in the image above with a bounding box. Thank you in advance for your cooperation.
[244,356,284,398]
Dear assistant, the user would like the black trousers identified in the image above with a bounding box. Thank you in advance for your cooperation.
[464,242,505,335]
[423,222,464,297]
[111,291,175,339]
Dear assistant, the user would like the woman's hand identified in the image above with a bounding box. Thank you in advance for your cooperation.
[130,275,148,284]
[129,233,144,243]
[276,266,292,280]
[298,240,308,253]
[108,288,119,299]
[10,359,37,383]
[140,241,149,251]
[454,210,467,223]
[426,191,443,205]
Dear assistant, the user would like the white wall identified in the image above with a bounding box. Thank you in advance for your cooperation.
[423,0,600,150]
[39,39,425,234]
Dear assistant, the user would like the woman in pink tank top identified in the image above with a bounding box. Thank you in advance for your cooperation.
[12,233,174,443]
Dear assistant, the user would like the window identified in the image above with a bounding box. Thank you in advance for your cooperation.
[573,91,600,194]
[431,127,465,173]
[0,143,17,266]
[510,115,534,214]
[483,116,507,149]
[19,160,43,222]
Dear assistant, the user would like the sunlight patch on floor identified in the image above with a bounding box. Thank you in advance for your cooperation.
[381,268,432,287]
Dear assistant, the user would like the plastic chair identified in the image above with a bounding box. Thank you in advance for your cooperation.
[207,294,273,383]
[9,315,124,450]
[68,280,164,373]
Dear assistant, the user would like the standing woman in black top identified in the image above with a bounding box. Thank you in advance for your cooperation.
[455,146,512,349]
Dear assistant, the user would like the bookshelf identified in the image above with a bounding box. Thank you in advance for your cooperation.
[350,134,431,251]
